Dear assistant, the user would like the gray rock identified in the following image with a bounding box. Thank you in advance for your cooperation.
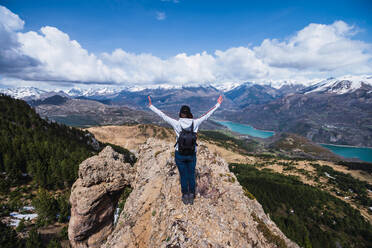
[68,146,134,248]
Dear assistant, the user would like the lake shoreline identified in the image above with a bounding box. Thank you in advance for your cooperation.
[319,143,372,149]
[214,120,372,163]
[215,120,371,150]
[215,120,276,135]
[320,144,372,163]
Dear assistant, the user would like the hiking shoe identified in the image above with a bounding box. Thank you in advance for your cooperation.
[182,194,188,205]
[187,193,195,205]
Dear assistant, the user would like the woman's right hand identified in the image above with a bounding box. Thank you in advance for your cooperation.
[148,96,152,106]
[217,95,223,104]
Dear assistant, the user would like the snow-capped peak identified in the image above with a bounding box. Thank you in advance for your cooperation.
[0,87,47,99]
[83,87,124,96]
[266,80,305,89]
[303,75,372,95]
[126,83,219,92]
[66,87,126,97]
[67,88,85,97]
[127,83,220,92]
[212,82,243,92]
[127,84,182,92]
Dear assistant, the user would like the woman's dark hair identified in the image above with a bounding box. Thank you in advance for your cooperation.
[179,105,193,118]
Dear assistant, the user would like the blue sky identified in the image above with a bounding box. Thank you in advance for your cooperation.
[3,0,372,57]
[0,0,372,89]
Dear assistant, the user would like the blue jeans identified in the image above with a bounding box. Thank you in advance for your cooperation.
[175,151,196,195]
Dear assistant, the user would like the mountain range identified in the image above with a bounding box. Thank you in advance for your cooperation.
[230,76,372,147]
[1,75,371,146]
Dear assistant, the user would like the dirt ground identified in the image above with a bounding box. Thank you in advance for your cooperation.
[87,124,175,152]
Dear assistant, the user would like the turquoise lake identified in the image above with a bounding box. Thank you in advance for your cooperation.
[320,144,372,163]
[217,120,372,163]
[216,121,275,138]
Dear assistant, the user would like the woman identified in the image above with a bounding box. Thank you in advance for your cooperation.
[148,95,223,205]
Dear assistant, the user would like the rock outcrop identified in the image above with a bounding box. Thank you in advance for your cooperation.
[68,146,135,248]
[69,139,299,248]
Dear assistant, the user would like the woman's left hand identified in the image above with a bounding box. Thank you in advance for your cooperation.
[148,96,152,106]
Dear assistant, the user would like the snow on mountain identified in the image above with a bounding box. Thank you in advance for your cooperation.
[127,84,182,92]
[303,75,372,95]
[67,87,126,97]
[67,88,85,97]
[0,87,47,99]
[2,75,370,100]
[125,83,220,92]
[266,80,307,90]
[0,86,125,99]
[84,87,125,96]
[212,82,242,92]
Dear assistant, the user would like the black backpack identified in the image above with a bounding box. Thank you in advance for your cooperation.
[176,122,197,155]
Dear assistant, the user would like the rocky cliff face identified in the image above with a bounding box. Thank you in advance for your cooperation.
[69,139,299,248]
[68,146,135,247]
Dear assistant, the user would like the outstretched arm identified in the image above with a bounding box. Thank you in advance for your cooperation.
[148,96,178,129]
[194,95,223,128]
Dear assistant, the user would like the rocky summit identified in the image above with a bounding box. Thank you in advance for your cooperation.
[69,139,298,248]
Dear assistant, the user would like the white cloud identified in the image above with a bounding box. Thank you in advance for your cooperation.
[254,21,372,74]
[1,5,372,88]
[17,26,112,83]
[214,47,270,81]
[0,6,40,75]
[156,11,166,21]
[0,6,24,31]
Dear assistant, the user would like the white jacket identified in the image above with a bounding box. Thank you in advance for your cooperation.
[149,102,221,150]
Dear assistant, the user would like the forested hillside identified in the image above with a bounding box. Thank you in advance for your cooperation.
[230,163,372,248]
[0,94,136,247]
[0,94,101,190]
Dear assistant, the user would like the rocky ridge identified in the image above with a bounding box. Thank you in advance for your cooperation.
[69,138,299,248]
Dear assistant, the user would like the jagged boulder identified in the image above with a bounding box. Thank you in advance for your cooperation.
[69,139,298,248]
[68,146,135,248]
